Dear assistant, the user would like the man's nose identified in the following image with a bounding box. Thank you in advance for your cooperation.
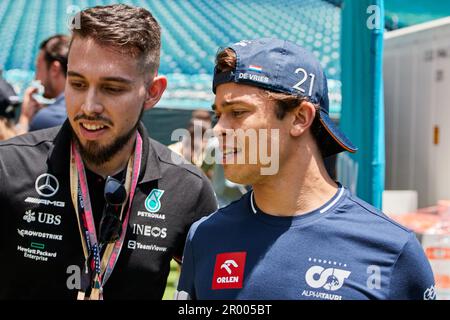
[213,115,231,138]
[81,88,104,115]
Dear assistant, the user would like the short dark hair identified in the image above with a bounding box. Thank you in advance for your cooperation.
[40,34,70,76]
[70,4,161,74]
[215,48,326,156]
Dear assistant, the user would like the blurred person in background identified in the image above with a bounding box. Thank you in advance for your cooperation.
[15,34,69,134]
[0,73,18,140]
[169,109,213,177]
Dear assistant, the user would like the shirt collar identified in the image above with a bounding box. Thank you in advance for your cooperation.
[48,120,162,184]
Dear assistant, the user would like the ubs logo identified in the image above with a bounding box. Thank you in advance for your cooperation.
[35,174,59,198]
[23,210,62,226]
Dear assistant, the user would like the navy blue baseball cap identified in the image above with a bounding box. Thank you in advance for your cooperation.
[0,77,17,119]
[213,38,357,157]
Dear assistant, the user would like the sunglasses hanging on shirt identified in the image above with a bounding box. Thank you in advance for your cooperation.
[98,176,127,246]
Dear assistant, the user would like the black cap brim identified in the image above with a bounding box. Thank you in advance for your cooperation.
[318,110,357,157]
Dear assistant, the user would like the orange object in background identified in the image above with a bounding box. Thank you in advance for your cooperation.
[390,200,450,299]
[389,201,450,235]
[434,275,450,290]
[391,212,442,234]
[426,247,450,260]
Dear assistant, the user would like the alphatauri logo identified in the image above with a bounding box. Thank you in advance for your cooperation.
[424,285,437,300]
[212,252,246,290]
[35,174,59,198]
[305,266,351,291]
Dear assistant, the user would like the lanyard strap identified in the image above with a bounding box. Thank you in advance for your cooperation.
[70,133,143,299]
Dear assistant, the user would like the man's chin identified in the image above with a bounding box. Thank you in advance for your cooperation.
[76,141,112,166]
[223,165,259,185]
[80,140,103,151]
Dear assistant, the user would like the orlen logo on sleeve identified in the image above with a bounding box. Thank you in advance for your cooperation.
[212,252,246,290]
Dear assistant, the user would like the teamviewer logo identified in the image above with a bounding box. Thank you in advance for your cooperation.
[128,240,137,250]
[212,252,246,290]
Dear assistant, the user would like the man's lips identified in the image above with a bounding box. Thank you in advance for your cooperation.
[79,122,108,131]
[78,121,110,140]
[220,146,243,164]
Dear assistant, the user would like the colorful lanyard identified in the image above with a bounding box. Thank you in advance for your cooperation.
[70,133,143,300]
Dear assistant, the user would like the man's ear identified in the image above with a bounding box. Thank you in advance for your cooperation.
[144,75,167,111]
[290,101,317,137]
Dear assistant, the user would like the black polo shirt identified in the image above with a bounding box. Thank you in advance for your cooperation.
[0,121,217,299]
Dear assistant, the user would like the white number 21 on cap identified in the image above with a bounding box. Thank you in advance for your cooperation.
[293,68,315,96]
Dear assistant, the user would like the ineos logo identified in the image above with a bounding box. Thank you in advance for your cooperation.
[35,174,59,198]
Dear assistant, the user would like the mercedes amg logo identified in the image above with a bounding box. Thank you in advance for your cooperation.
[35,174,59,198]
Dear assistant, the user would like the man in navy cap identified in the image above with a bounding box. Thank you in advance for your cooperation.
[176,38,435,300]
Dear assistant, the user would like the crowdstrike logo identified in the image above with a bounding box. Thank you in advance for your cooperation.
[17,229,63,241]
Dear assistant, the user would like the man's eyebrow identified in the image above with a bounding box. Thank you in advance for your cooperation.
[101,77,134,84]
[67,71,84,78]
[220,99,253,109]
[67,71,134,84]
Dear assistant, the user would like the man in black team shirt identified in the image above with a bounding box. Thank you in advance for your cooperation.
[0,4,217,300]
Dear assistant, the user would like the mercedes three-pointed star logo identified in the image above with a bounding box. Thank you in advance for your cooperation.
[35,173,59,198]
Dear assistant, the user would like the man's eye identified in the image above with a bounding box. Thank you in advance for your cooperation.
[70,82,86,89]
[232,111,246,117]
[104,87,124,94]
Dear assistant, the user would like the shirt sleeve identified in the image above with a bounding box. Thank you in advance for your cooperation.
[175,223,199,300]
[29,105,66,131]
[388,232,436,300]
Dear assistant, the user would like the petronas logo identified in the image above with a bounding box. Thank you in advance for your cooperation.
[145,189,165,213]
